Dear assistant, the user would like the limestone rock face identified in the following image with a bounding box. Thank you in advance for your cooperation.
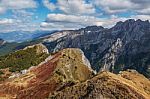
[0,48,94,99]
[42,19,150,78]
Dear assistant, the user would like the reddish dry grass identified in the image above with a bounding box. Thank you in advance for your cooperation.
[0,52,62,99]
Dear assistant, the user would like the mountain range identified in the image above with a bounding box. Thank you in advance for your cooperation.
[0,30,56,42]
[0,19,150,98]
[1,19,150,78]
[41,19,150,78]
[0,44,149,99]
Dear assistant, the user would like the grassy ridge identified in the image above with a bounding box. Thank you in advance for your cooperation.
[0,38,43,56]
[0,46,48,73]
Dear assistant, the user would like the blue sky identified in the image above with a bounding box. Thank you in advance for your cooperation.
[0,0,150,33]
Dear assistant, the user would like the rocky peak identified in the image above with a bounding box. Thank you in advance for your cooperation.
[113,19,150,32]
[80,25,104,32]
[23,43,49,54]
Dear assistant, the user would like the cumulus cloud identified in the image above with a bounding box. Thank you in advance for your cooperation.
[40,13,105,30]
[0,0,39,32]
[94,0,133,14]
[41,12,150,31]
[12,10,35,22]
[43,0,150,15]
[131,15,150,20]
[136,8,150,15]
[43,0,96,15]
[41,0,150,31]
[40,13,131,30]
[0,0,37,14]
[0,18,39,32]
[94,0,150,15]
[42,0,56,11]
[1,0,150,32]
[0,18,21,32]
[0,7,6,14]
[46,14,103,25]
[0,18,17,25]
[57,0,95,15]
[0,9,39,32]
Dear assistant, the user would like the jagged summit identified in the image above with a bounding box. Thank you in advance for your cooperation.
[114,19,150,30]
[116,19,149,25]
[80,25,105,31]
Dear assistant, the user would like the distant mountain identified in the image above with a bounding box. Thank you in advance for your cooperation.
[0,31,55,56]
[0,30,54,42]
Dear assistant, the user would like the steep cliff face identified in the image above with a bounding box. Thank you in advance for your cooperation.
[0,48,94,99]
[101,38,122,71]
[49,70,150,99]
[42,19,150,78]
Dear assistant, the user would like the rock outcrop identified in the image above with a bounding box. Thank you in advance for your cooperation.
[23,43,49,54]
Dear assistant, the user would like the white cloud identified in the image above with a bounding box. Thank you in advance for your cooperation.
[136,8,150,15]
[41,13,150,31]
[0,9,40,32]
[0,0,37,14]
[0,18,39,32]
[0,7,6,14]
[0,18,16,25]
[94,0,134,14]
[0,0,149,33]
[42,0,56,11]
[12,10,35,22]
[0,0,39,32]
[41,13,131,30]
[41,13,105,30]
[43,0,96,15]
[131,15,150,20]
[46,14,103,25]
[58,0,95,15]
[42,0,150,15]
[94,0,150,15]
